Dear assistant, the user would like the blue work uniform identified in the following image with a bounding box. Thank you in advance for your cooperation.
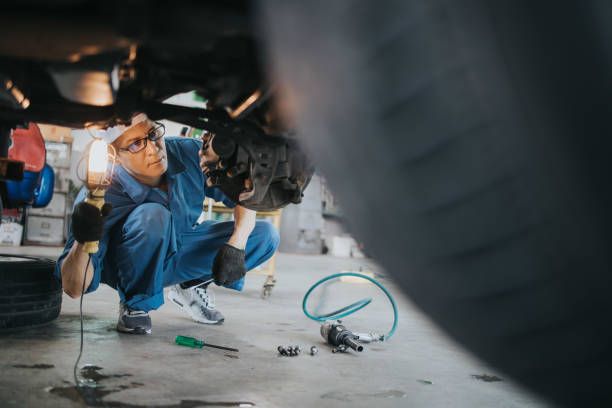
[55,137,280,312]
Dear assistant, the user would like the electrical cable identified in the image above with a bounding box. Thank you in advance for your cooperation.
[73,254,92,387]
[302,272,398,340]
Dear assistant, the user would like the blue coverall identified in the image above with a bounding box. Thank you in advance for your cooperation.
[55,137,280,312]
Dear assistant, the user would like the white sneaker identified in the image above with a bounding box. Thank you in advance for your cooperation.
[168,283,225,324]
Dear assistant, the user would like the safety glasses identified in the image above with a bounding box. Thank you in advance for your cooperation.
[118,122,165,154]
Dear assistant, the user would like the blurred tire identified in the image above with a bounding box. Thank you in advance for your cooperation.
[259,1,612,405]
[0,255,61,330]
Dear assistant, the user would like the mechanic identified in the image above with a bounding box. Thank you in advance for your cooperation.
[55,113,280,334]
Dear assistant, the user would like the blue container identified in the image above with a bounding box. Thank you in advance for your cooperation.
[5,170,41,207]
[33,164,55,208]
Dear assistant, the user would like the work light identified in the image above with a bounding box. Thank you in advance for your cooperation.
[82,138,115,254]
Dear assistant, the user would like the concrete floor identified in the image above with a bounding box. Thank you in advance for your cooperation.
[0,247,552,407]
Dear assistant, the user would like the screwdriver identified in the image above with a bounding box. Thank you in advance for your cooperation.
[175,335,239,352]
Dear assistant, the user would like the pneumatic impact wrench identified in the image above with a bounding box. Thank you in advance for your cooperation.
[320,321,364,353]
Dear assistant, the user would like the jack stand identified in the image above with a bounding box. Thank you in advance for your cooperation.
[261,275,276,299]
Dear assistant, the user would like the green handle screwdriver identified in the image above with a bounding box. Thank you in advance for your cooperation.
[175,335,239,352]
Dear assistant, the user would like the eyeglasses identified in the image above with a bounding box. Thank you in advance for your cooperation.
[118,123,165,154]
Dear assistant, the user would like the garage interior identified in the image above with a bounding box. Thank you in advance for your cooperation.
[3,2,612,407]
[0,120,548,407]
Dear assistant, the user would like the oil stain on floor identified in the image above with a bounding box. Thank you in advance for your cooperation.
[12,363,55,369]
[78,365,131,382]
[321,389,406,402]
[472,374,503,382]
[48,365,255,408]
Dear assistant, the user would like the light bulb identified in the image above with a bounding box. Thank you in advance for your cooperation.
[87,139,108,187]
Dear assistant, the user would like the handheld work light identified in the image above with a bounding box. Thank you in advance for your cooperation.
[82,138,115,254]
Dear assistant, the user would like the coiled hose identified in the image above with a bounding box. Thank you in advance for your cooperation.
[302,272,398,340]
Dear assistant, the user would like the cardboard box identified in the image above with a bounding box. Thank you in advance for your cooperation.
[329,236,353,257]
[45,142,71,169]
[53,168,72,193]
[38,124,73,143]
[0,222,23,246]
[25,216,64,245]
[28,193,66,217]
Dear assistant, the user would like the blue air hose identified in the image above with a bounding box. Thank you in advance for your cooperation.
[302,272,398,340]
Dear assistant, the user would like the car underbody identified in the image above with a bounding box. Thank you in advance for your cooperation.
[0,1,312,211]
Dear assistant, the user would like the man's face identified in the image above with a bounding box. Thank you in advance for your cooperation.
[113,120,168,180]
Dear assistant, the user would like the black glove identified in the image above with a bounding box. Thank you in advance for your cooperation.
[71,201,112,244]
[212,243,246,286]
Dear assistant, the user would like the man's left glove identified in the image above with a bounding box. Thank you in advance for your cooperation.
[212,243,246,286]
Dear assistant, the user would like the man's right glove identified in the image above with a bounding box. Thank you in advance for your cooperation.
[212,243,247,286]
[71,201,112,244]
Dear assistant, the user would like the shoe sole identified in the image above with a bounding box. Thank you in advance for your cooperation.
[116,324,152,335]
[168,290,224,325]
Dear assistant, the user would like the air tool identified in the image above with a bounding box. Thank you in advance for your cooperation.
[320,321,364,353]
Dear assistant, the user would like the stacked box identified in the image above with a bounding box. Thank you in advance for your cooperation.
[45,142,71,169]
[28,193,66,218]
[25,216,64,245]
[54,168,72,193]
[0,222,23,246]
[25,136,73,246]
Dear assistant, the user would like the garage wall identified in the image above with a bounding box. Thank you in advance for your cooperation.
[278,174,324,254]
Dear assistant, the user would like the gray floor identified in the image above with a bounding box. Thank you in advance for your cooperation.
[0,247,552,407]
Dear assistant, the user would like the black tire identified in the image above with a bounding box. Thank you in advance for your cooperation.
[260,1,612,406]
[0,254,62,330]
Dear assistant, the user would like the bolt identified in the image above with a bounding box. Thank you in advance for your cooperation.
[310,346,318,356]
